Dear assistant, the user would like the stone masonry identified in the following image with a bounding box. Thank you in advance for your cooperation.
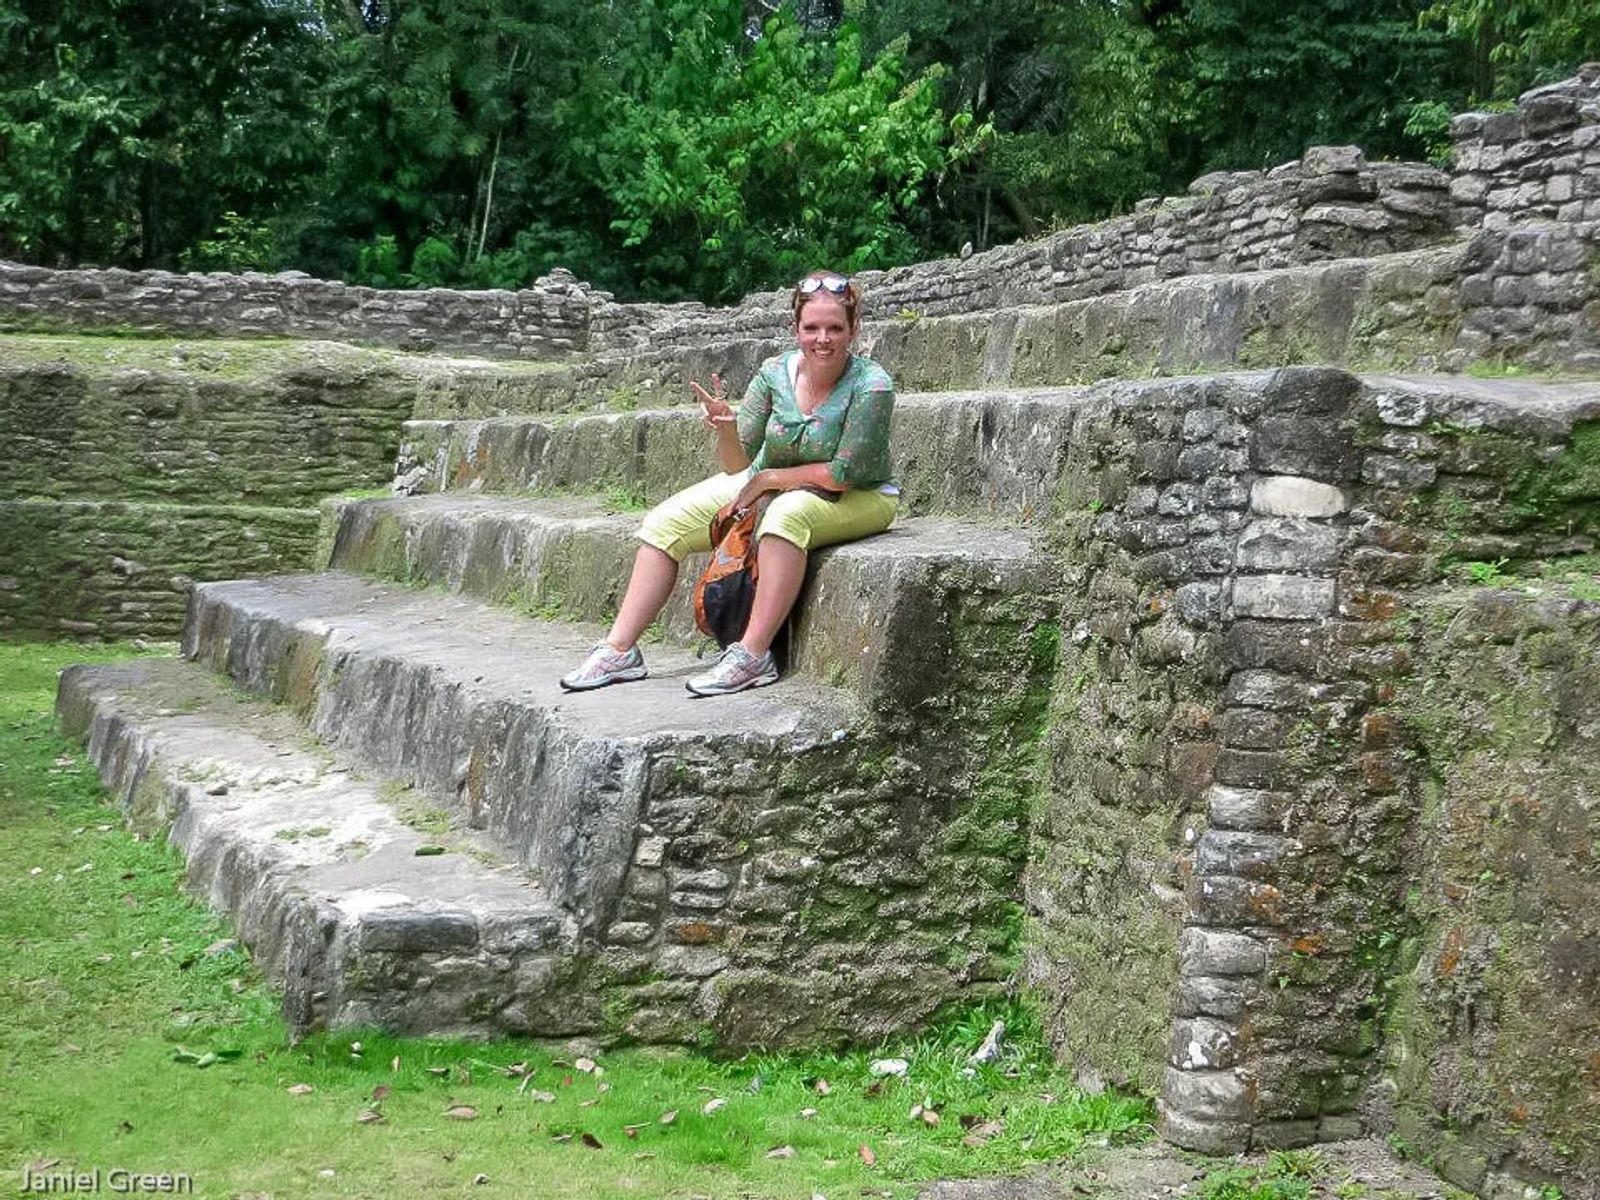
[23,69,1600,1200]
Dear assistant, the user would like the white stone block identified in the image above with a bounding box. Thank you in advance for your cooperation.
[1249,476,1348,518]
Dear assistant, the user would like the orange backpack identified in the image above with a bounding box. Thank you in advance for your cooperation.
[693,490,778,650]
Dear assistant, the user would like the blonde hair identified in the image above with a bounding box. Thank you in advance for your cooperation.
[791,270,862,329]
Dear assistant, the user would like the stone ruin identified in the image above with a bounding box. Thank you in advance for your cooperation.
[2,68,1598,1200]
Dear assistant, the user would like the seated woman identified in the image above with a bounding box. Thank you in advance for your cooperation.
[561,271,897,697]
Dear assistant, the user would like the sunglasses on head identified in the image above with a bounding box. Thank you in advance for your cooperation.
[797,274,851,295]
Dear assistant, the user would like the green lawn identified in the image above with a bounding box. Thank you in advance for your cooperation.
[0,641,1151,1199]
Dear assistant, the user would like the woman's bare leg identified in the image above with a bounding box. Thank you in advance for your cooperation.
[739,536,807,657]
[606,545,679,650]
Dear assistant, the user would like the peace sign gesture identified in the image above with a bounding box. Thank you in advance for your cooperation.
[690,374,735,430]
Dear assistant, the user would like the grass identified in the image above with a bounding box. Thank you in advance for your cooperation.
[0,640,1153,1198]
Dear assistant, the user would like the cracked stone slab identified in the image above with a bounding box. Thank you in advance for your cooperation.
[181,571,855,932]
[325,494,1053,713]
[56,655,578,1038]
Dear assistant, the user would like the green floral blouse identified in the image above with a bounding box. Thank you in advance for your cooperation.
[736,351,895,489]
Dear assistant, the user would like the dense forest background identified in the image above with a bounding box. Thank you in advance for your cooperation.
[1,0,1595,303]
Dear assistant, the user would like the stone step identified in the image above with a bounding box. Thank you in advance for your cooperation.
[55,656,580,1038]
[179,571,856,936]
[395,370,1600,523]
[323,494,1053,718]
[396,382,1099,520]
[404,244,1474,420]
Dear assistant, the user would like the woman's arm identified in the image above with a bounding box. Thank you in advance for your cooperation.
[726,462,843,511]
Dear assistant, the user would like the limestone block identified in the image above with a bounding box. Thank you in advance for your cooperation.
[1235,519,1341,572]
[1206,785,1290,832]
[1361,455,1438,489]
[1159,1109,1251,1155]
[1178,927,1267,976]
[1174,974,1252,1019]
[1195,830,1294,879]
[1301,145,1366,175]
[1171,1016,1240,1069]
[1249,477,1348,518]
[1232,574,1335,620]
[1161,1066,1254,1122]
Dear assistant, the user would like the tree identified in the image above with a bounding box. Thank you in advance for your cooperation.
[0,0,329,268]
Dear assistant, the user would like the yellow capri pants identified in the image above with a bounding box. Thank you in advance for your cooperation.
[637,471,898,563]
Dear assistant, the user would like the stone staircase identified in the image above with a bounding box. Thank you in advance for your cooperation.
[41,68,1600,1199]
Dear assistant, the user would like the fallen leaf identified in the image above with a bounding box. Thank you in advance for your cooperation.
[859,1144,877,1167]
[765,1145,796,1159]
[527,1090,556,1104]
[27,1160,60,1172]
[799,1107,819,1119]
[391,1055,402,1072]
[550,1134,573,1144]
[659,1109,678,1125]
[372,1085,391,1102]
[581,1133,603,1150]
[633,1153,656,1161]
[357,1109,385,1124]
[578,1099,598,1108]
[427,1067,450,1078]
[574,1056,597,1073]
[909,1104,923,1122]
[444,1106,478,1120]
[863,1080,884,1098]
[506,1060,529,1078]
[813,1079,831,1096]
[702,1098,727,1116]
[473,1174,489,1186]
[922,1109,942,1127]
[287,1084,315,1096]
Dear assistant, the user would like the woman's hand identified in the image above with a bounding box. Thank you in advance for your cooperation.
[690,375,734,431]
[716,470,772,525]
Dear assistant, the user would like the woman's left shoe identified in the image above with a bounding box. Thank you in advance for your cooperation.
[560,641,648,691]
[685,643,779,697]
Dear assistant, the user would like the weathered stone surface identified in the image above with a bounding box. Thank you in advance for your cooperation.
[55,656,575,1037]
[182,572,848,932]
[1179,928,1268,976]
[1232,575,1336,621]
[325,494,1051,716]
[1250,475,1349,518]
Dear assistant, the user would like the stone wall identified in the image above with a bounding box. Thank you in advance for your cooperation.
[1381,589,1600,1198]
[0,339,422,637]
[986,368,1600,1177]
[0,262,597,360]
[0,149,1458,360]
[9,74,1600,377]
[1447,65,1600,372]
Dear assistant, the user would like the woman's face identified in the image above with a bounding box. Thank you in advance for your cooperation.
[794,295,855,370]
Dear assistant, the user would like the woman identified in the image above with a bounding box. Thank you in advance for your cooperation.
[561,271,897,697]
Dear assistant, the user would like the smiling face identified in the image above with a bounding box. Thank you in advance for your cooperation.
[793,294,857,373]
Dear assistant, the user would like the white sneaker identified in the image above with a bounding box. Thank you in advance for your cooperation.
[560,641,648,691]
[685,643,779,697]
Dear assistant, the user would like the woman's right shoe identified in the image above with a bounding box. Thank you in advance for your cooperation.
[685,643,779,697]
[560,641,648,691]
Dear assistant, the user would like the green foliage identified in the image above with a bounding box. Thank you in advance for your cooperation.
[3,0,1594,296]
[560,6,988,300]
[1194,1149,1330,1200]
[1420,0,1600,97]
